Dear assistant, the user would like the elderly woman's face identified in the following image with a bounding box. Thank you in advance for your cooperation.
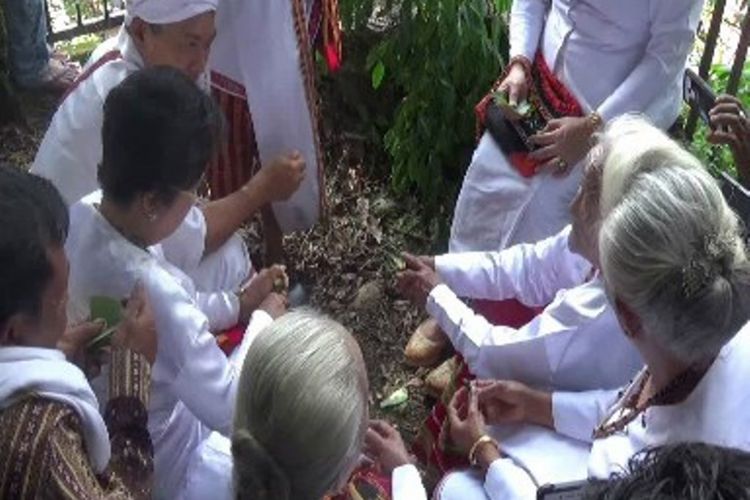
[569,152,604,266]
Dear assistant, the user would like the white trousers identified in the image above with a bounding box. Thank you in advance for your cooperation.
[449,132,585,253]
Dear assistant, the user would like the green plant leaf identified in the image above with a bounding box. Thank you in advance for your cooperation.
[371,61,386,90]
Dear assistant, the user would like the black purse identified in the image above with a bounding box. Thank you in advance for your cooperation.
[484,99,549,155]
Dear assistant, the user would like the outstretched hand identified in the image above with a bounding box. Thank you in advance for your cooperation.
[396,252,441,308]
[364,420,413,475]
[475,379,553,428]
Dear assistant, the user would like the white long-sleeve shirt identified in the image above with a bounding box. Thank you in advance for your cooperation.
[509,0,705,129]
[66,192,271,497]
[428,226,642,391]
[435,324,750,499]
[32,28,247,316]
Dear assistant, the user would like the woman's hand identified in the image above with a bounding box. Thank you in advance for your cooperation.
[708,95,750,187]
[258,292,288,320]
[238,265,288,322]
[364,420,413,475]
[396,253,441,308]
[497,62,529,108]
[476,380,553,429]
[112,282,158,365]
[447,384,503,470]
[530,116,597,176]
[447,384,487,455]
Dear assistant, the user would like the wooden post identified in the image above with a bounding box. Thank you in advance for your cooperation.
[0,2,25,126]
[727,4,750,96]
[685,0,727,140]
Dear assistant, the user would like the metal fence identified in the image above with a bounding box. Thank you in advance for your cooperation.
[44,0,124,42]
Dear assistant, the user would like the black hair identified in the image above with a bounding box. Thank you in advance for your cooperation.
[0,165,69,325]
[98,65,223,206]
[584,442,750,499]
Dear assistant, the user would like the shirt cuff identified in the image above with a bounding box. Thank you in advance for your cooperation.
[392,464,428,500]
[484,458,538,500]
[552,391,604,443]
[109,348,151,408]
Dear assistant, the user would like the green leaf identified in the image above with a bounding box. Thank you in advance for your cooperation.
[371,61,386,90]
[380,387,409,409]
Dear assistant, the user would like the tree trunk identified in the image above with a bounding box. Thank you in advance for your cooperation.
[0,1,24,126]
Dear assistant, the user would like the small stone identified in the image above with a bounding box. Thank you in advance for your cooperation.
[352,281,384,310]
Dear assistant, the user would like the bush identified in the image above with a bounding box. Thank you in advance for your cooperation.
[338,0,512,212]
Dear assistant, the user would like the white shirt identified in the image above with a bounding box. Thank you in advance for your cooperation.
[510,0,705,128]
[65,191,272,497]
[435,322,750,500]
[30,28,225,285]
[554,321,750,478]
[428,226,643,391]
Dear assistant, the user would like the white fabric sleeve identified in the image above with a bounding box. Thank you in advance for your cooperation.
[195,291,240,331]
[509,0,551,60]
[552,389,621,443]
[227,310,273,373]
[160,206,208,274]
[596,0,703,123]
[435,226,591,306]
[485,458,538,500]
[425,282,594,375]
[156,292,239,437]
[392,465,428,500]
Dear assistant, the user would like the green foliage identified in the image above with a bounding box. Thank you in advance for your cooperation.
[61,0,105,24]
[688,62,750,179]
[359,0,511,209]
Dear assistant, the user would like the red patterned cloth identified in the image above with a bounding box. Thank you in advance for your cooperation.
[206,72,262,199]
[215,323,247,356]
[326,466,392,500]
[474,52,584,177]
[413,299,542,483]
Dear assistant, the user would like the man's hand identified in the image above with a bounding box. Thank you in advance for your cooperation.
[476,379,553,429]
[530,116,596,176]
[238,265,288,323]
[396,253,441,308]
[112,282,158,365]
[497,62,529,107]
[709,95,750,186]
[364,420,413,475]
[58,320,105,367]
[256,151,306,203]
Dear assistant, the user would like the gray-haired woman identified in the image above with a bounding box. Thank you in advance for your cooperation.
[229,310,427,500]
[431,117,750,499]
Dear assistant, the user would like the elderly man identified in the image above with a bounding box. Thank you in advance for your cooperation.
[31,0,305,303]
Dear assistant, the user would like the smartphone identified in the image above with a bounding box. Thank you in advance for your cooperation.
[536,480,587,500]
[683,68,716,125]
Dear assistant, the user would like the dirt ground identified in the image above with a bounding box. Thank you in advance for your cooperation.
[0,75,443,443]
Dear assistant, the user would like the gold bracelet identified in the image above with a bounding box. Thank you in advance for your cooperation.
[468,435,500,467]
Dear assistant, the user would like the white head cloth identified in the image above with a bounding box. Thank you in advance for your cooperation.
[121,0,219,25]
